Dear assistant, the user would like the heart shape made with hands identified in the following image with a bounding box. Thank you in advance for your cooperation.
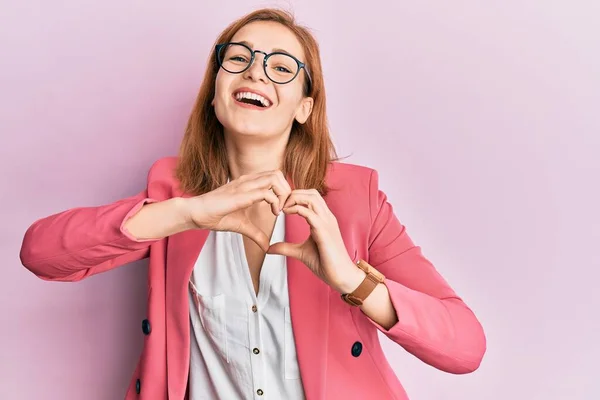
[229,188,323,267]
[192,171,351,281]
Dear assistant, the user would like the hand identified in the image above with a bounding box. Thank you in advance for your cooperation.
[185,171,292,252]
[267,189,364,293]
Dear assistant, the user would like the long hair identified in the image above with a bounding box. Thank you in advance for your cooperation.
[175,8,339,196]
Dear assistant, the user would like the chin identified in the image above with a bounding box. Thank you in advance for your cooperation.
[226,122,275,139]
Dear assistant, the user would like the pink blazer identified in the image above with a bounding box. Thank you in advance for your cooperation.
[20,157,486,400]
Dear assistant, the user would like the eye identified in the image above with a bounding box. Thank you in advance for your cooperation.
[266,54,298,76]
[274,66,292,74]
[229,56,249,63]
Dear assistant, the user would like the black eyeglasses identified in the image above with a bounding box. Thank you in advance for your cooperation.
[215,42,312,91]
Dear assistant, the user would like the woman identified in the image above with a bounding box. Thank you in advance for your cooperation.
[19,8,486,400]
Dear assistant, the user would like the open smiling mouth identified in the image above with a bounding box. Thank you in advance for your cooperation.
[233,91,272,108]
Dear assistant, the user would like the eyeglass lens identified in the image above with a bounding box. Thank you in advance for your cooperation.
[218,43,300,84]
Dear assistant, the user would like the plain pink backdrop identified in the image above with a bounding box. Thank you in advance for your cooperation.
[2,1,599,399]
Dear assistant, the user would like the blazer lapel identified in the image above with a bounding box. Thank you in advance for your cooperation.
[165,227,209,400]
[286,212,330,400]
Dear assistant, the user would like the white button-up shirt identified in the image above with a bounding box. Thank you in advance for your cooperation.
[188,212,306,399]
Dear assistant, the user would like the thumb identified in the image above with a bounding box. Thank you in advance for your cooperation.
[267,241,303,259]
[238,224,270,253]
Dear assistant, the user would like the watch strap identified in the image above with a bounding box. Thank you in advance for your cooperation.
[341,259,385,306]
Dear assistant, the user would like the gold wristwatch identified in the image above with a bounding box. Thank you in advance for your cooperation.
[341,259,385,306]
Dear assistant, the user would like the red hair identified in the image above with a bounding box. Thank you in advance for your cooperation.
[175,8,339,196]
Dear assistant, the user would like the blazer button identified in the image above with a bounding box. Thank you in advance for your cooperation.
[351,341,363,357]
[142,319,151,335]
[135,378,141,394]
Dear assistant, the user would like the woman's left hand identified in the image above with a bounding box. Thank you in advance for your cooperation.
[266,189,364,293]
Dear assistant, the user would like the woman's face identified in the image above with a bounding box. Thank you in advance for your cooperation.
[213,21,313,140]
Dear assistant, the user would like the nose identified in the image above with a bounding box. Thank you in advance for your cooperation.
[243,51,269,84]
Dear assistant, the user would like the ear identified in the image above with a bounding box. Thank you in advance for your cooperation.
[294,97,314,124]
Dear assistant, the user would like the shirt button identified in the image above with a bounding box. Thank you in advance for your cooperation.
[257,389,264,396]
[251,305,258,312]
[253,348,260,355]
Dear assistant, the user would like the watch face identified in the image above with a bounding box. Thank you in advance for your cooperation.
[356,259,370,273]
[372,269,385,282]
[357,260,384,279]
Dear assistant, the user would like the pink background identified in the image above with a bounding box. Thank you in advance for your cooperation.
[2,1,599,399]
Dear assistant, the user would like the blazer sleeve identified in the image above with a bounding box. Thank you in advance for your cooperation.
[365,169,486,374]
[19,166,165,282]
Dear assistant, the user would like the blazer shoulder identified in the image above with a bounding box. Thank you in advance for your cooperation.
[325,161,382,211]
[146,156,180,199]
[327,161,377,186]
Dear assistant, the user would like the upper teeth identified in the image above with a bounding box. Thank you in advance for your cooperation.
[235,91,271,107]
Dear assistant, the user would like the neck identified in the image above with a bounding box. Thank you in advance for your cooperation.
[224,131,288,179]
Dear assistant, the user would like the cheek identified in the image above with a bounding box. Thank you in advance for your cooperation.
[214,72,232,103]
[277,87,304,113]
[212,77,229,123]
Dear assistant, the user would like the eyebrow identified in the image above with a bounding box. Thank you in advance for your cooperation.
[237,40,294,56]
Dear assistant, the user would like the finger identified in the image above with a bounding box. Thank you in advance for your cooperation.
[239,222,270,252]
[243,188,281,216]
[259,171,292,212]
[273,170,292,211]
[282,204,320,228]
[267,241,303,259]
[239,173,291,210]
[283,191,326,216]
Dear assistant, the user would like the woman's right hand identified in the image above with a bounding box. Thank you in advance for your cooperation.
[184,170,292,251]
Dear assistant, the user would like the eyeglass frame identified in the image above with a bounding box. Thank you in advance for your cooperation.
[215,42,312,93]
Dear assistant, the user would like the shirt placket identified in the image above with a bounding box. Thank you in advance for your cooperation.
[249,299,267,398]
[233,231,270,399]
